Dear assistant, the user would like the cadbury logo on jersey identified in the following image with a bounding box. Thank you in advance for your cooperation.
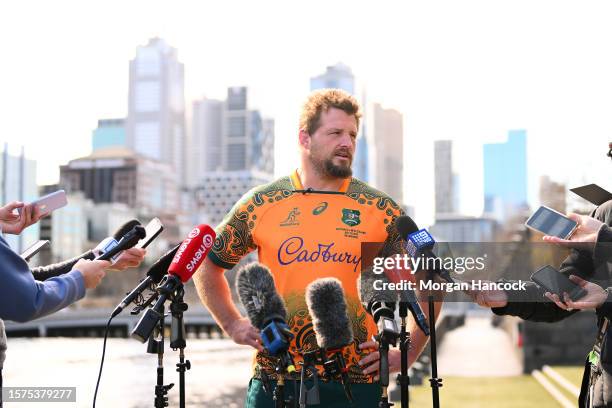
[277,236,361,272]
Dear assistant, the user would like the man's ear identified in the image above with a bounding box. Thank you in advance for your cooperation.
[299,129,311,149]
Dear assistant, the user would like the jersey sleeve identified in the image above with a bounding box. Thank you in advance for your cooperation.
[208,188,259,269]
[384,198,406,256]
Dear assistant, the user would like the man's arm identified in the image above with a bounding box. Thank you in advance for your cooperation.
[193,257,262,351]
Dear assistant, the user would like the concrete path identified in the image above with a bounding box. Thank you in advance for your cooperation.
[437,314,523,377]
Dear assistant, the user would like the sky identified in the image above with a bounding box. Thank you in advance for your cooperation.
[1,0,611,226]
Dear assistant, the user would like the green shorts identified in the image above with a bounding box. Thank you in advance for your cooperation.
[245,378,383,408]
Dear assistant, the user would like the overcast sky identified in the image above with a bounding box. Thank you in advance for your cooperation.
[1,0,611,225]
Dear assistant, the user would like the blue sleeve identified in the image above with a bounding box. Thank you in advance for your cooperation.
[0,235,86,322]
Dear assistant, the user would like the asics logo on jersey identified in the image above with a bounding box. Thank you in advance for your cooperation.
[312,202,328,215]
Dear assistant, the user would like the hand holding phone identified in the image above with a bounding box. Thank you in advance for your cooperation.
[0,201,47,235]
[531,265,587,302]
[541,273,607,312]
[525,206,578,239]
[542,213,603,251]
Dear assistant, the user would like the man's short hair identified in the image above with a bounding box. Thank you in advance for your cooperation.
[300,89,362,135]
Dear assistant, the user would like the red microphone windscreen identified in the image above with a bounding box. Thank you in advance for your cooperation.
[168,224,216,283]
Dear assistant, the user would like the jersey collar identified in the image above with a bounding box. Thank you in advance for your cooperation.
[291,169,350,193]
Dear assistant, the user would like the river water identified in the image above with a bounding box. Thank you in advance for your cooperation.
[2,337,254,407]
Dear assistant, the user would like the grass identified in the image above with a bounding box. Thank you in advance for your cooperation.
[400,366,584,408]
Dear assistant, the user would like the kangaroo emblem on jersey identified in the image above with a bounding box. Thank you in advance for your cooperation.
[280,207,301,227]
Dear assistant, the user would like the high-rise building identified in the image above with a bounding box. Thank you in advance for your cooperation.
[310,63,369,182]
[0,145,38,252]
[221,87,274,172]
[310,63,355,93]
[191,98,223,175]
[429,215,498,242]
[483,130,528,219]
[435,140,456,216]
[539,175,566,213]
[190,87,275,227]
[92,118,126,151]
[126,38,186,181]
[59,147,179,215]
[369,103,403,204]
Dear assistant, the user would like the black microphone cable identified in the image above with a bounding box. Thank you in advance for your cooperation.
[92,315,114,408]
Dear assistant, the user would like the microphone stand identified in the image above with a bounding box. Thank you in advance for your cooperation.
[397,303,411,408]
[376,319,398,408]
[272,356,295,408]
[146,304,174,408]
[426,271,442,408]
[299,351,321,407]
[170,285,189,408]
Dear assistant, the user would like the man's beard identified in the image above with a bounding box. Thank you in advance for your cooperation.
[311,153,353,179]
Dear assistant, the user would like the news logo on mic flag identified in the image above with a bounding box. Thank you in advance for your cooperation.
[170,224,216,280]
[405,229,435,257]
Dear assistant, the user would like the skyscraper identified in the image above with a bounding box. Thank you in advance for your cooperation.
[0,145,38,252]
[310,63,369,182]
[435,140,455,216]
[191,98,223,175]
[190,87,275,227]
[126,38,186,181]
[92,118,126,151]
[369,103,404,204]
[483,130,528,219]
[310,63,355,93]
[539,175,566,213]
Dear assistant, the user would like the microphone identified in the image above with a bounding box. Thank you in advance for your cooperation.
[236,263,296,374]
[31,219,141,280]
[110,243,180,318]
[306,278,353,403]
[131,225,215,342]
[360,267,397,323]
[95,224,146,262]
[396,215,454,284]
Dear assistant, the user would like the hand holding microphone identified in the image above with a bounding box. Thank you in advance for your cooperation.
[74,259,112,289]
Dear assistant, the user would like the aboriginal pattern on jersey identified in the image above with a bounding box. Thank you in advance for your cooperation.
[212,176,294,268]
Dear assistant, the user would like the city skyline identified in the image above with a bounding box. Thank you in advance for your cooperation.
[2,0,612,226]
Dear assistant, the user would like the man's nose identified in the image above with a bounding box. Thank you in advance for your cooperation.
[338,132,354,148]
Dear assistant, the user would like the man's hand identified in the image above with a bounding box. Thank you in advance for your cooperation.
[544,275,607,311]
[107,248,146,271]
[465,282,509,308]
[0,202,49,235]
[74,259,111,289]
[543,213,603,251]
[358,340,401,381]
[225,317,263,352]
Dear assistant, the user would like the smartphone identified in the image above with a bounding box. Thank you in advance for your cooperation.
[20,240,50,262]
[135,218,164,249]
[531,265,587,301]
[18,190,68,215]
[525,205,578,239]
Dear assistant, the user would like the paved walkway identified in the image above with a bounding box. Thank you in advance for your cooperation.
[437,315,523,377]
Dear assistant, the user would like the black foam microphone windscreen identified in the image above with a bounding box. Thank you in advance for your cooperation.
[396,215,419,239]
[236,262,287,329]
[113,219,142,240]
[306,278,353,350]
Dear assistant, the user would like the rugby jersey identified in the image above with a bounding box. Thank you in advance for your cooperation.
[209,169,403,383]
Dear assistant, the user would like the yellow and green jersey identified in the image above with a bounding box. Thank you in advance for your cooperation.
[209,170,403,384]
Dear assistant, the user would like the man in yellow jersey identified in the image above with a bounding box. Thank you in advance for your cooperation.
[193,89,438,407]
